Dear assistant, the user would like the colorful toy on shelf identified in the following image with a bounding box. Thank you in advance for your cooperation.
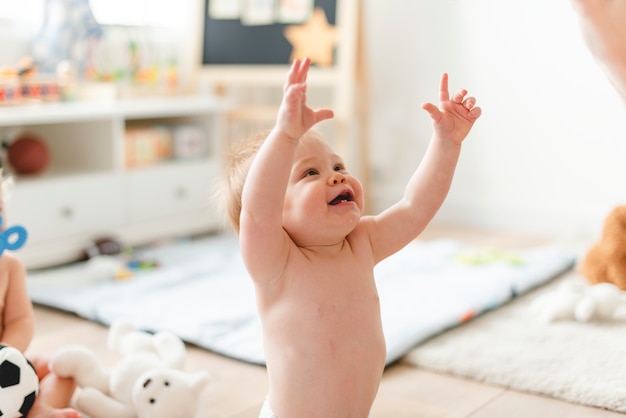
[124,126,173,168]
[0,78,22,104]
[0,57,60,105]
[173,125,207,160]
[33,0,102,76]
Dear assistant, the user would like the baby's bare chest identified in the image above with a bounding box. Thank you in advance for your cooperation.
[277,254,382,341]
[289,253,376,302]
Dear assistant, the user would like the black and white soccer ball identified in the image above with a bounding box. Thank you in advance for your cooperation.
[0,344,39,418]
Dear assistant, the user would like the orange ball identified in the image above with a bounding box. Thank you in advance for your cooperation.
[7,134,50,175]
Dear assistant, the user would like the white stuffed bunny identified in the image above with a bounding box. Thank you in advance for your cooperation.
[50,320,209,418]
[531,281,626,323]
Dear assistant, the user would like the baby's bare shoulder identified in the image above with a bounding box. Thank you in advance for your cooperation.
[348,219,378,248]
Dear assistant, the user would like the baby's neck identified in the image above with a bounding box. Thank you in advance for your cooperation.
[296,237,349,257]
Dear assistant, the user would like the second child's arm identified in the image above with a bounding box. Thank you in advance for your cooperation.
[366,73,481,263]
[0,254,34,352]
[570,0,626,103]
[239,59,333,284]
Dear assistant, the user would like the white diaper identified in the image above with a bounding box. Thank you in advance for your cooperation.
[259,398,277,418]
[259,399,370,417]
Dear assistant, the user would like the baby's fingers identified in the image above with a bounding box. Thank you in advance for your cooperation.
[456,92,481,121]
[282,82,307,109]
[421,102,442,121]
[438,73,450,103]
[284,60,300,92]
[461,95,481,120]
[463,96,477,110]
[468,106,482,120]
[452,89,468,104]
[314,108,335,124]
[284,58,311,91]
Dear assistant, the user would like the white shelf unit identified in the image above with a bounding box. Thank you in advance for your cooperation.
[1,96,231,269]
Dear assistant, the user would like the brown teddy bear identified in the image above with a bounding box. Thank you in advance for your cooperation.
[580,205,626,290]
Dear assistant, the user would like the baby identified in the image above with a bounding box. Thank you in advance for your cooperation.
[223,58,481,417]
[0,172,79,418]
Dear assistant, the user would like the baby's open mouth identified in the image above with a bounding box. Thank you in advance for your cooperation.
[329,191,354,205]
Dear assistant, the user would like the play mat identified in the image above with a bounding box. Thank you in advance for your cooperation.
[27,233,575,365]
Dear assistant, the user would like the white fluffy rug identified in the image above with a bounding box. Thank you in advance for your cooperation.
[403,272,626,413]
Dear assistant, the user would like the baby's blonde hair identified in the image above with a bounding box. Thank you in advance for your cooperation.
[219,129,326,233]
[220,130,269,233]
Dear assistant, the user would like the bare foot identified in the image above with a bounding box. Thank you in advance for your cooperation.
[28,403,81,418]
[27,353,51,381]
[30,367,81,418]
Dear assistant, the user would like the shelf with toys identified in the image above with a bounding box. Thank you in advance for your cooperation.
[0,95,231,269]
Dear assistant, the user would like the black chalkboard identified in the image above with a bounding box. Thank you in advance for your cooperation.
[201,0,337,65]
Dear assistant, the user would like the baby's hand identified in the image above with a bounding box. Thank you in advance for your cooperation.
[421,73,481,144]
[275,58,334,141]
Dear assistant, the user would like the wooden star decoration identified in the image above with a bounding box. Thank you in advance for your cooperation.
[284,7,338,67]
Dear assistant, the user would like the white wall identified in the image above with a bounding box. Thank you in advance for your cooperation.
[0,0,43,66]
[365,0,626,240]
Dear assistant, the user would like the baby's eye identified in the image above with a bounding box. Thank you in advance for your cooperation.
[304,169,319,177]
[334,165,345,172]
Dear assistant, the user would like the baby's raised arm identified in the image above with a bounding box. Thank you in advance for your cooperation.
[239,59,333,283]
[366,73,481,263]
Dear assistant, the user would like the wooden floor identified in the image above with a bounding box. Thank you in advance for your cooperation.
[27,224,625,418]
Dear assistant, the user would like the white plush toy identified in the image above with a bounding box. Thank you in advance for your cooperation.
[49,320,209,418]
[531,281,626,323]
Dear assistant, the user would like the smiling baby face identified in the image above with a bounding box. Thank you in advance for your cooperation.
[282,132,364,247]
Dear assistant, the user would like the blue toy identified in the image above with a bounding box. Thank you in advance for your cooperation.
[0,215,28,256]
